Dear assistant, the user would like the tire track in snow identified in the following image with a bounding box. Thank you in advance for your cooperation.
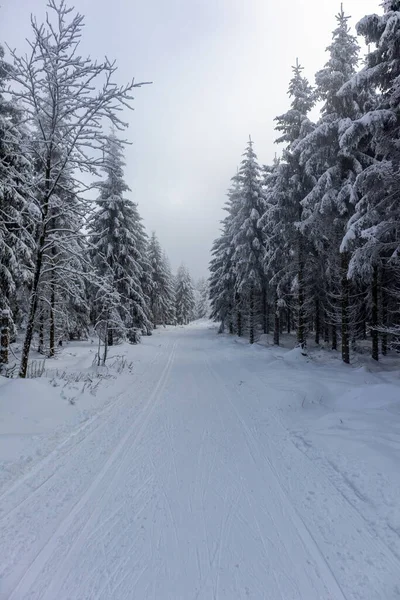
[0,343,169,521]
[7,341,178,600]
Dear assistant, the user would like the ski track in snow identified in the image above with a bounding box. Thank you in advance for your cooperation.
[1,324,399,599]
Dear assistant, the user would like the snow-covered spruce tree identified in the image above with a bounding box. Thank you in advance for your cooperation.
[297,6,363,363]
[338,0,400,357]
[6,1,148,377]
[259,157,287,345]
[162,251,176,325]
[209,173,241,334]
[88,133,152,347]
[175,265,195,325]
[148,232,175,327]
[267,60,315,349]
[231,138,266,344]
[195,278,210,319]
[129,201,153,335]
[0,44,34,353]
[209,227,235,333]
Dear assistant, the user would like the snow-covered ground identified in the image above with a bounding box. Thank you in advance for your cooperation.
[1,322,400,599]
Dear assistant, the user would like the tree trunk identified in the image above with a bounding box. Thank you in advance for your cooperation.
[262,287,267,334]
[360,298,367,340]
[102,321,109,365]
[19,244,45,377]
[19,156,52,378]
[341,252,350,364]
[381,275,388,356]
[152,301,157,329]
[237,310,242,338]
[332,325,337,351]
[249,287,255,345]
[228,303,234,334]
[315,297,320,345]
[287,308,291,334]
[324,313,330,345]
[38,310,44,354]
[371,265,379,362]
[297,244,306,349]
[108,324,114,347]
[273,299,280,346]
[49,282,56,357]
[0,310,10,366]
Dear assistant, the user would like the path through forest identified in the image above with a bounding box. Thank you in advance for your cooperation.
[1,323,399,599]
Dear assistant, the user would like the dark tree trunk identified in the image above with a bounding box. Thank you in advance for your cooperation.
[332,325,337,351]
[152,301,158,330]
[228,303,234,334]
[341,252,350,364]
[49,283,56,357]
[298,245,306,350]
[360,299,367,340]
[102,321,109,365]
[262,287,267,334]
[0,310,10,365]
[315,297,320,345]
[108,325,114,347]
[381,278,388,356]
[371,265,379,362]
[324,313,330,345]
[38,309,44,354]
[273,299,280,346]
[19,243,45,377]
[249,288,255,345]
[237,310,242,338]
[229,319,234,335]
[287,308,291,334]
[19,155,52,378]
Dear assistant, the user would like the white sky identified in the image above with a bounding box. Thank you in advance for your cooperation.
[1,0,381,280]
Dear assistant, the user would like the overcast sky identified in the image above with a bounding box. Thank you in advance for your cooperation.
[1,0,381,280]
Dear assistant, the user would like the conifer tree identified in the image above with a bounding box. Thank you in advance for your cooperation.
[0,44,34,346]
[209,174,241,334]
[270,61,315,349]
[339,0,400,357]
[195,278,209,319]
[175,265,195,325]
[259,158,286,345]
[231,138,266,344]
[162,252,176,325]
[148,232,175,327]
[297,6,362,363]
[88,133,151,345]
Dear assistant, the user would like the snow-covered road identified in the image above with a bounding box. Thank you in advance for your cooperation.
[1,324,399,599]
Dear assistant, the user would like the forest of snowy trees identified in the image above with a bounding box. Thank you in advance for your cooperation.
[210,1,400,364]
[0,1,198,377]
[3,0,400,378]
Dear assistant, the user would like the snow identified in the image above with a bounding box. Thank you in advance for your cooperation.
[1,322,400,599]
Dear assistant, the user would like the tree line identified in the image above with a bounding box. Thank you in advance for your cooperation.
[0,1,201,377]
[210,2,400,363]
